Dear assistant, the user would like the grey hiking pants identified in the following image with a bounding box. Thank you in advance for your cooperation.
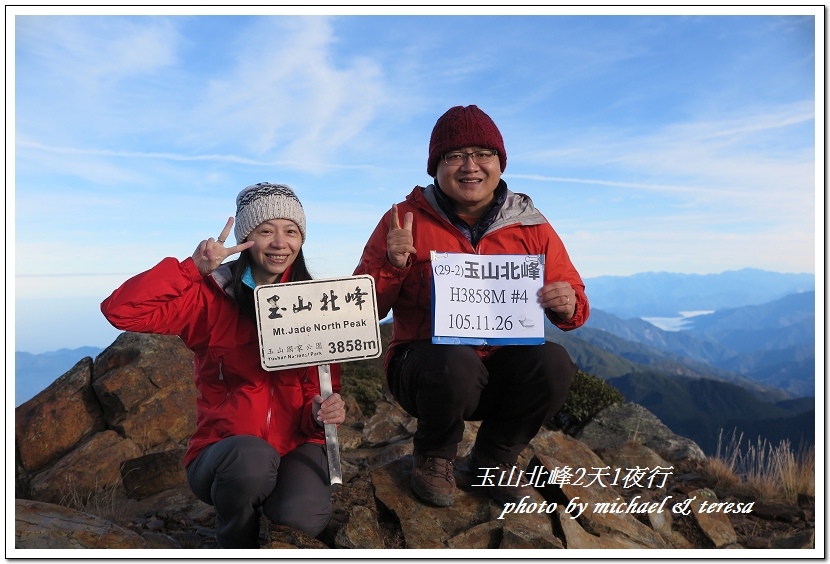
[186,436,331,548]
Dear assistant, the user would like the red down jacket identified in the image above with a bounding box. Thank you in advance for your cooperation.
[354,184,589,371]
[100,257,341,468]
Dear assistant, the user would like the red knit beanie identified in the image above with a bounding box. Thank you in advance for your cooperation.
[427,105,507,177]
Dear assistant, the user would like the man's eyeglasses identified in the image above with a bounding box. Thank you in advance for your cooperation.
[442,149,499,167]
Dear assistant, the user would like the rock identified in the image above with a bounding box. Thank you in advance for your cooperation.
[15,358,105,474]
[263,524,328,549]
[342,395,364,424]
[139,531,181,548]
[361,400,416,446]
[446,521,502,549]
[120,447,188,500]
[770,528,815,549]
[595,441,672,480]
[338,424,365,451]
[575,403,706,462]
[553,507,643,549]
[647,506,693,548]
[744,536,771,548]
[687,488,738,548]
[372,449,565,550]
[525,429,609,471]
[497,490,556,539]
[334,505,385,549]
[752,499,803,523]
[15,499,146,549]
[16,331,199,513]
[532,453,671,549]
[382,441,416,465]
[500,524,564,549]
[29,430,143,504]
[123,484,218,548]
[115,382,197,451]
[371,455,492,548]
[132,483,215,529]
[92,333,197,451]
[15,449,29,500]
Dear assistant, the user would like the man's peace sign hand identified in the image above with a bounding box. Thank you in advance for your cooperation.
[387,204,416,269]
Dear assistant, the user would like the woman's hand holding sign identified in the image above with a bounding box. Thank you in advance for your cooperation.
[312,393,346,427]
[387,204,416,269]
[538,281,576,321]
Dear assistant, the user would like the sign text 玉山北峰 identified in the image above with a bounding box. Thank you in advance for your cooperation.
[254,275,382,370]
[430,252,545,346]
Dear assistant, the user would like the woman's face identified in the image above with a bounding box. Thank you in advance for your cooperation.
[245,219,302,285]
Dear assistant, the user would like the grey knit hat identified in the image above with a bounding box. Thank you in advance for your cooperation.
[234,183,307,243]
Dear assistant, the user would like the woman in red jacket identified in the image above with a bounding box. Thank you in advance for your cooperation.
[102,183,345,548]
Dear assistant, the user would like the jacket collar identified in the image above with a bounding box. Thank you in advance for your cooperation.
[415,181,548,239]
[210,259,294,299]
[432,179,508,247]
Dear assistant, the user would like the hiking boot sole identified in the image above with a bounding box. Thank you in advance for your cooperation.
[410,476,454,507]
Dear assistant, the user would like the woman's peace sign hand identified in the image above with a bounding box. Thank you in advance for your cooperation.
[191,217,255,276]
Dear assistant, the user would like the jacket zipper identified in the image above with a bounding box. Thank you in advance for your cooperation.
[265,379,274,440]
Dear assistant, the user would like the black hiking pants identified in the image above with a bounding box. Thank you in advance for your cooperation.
[387,341,577,464]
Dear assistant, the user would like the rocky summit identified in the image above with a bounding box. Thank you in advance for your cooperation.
[15,333,815,553]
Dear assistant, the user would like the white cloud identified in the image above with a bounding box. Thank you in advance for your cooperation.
[16,16,179,82]
[515,101,816,239]
[182,17,389,166]
[15,16,184,145]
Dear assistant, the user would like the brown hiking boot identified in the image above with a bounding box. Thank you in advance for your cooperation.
[411,454,456,507]
[468,449,535,504]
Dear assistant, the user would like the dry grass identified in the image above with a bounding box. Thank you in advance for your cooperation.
[58,475,132,525]
[701,429,815,503]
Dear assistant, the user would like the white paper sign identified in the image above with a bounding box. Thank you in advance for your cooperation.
[254,275,382,370]
[431,252,545,345]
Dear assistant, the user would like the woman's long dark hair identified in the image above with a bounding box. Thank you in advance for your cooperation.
[225,248,313,322]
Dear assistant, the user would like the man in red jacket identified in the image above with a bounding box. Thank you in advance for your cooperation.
[354,105,589,507]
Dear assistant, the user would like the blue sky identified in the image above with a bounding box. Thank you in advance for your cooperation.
[9,8,821,353]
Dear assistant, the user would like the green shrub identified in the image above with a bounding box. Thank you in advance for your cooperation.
[550,369,624,434]
[340,363,385,417]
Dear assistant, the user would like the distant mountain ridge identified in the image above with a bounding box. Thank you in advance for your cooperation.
[541,275,815,455]
[606,371,814,454]
[584,268,814,317]
[687,291,814,351]
[545,323,791,400]
[583,291,815,397]
[545,322,814,455]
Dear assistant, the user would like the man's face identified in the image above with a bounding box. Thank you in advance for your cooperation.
[435,146,502,217]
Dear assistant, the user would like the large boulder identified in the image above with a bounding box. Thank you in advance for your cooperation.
[15,499,146,549]
[92,332,197,450]
[29,430,143,504]
[120,447,188,500]
[16,332,198,508]
[15,358,105,474]
[574,402,706,462]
